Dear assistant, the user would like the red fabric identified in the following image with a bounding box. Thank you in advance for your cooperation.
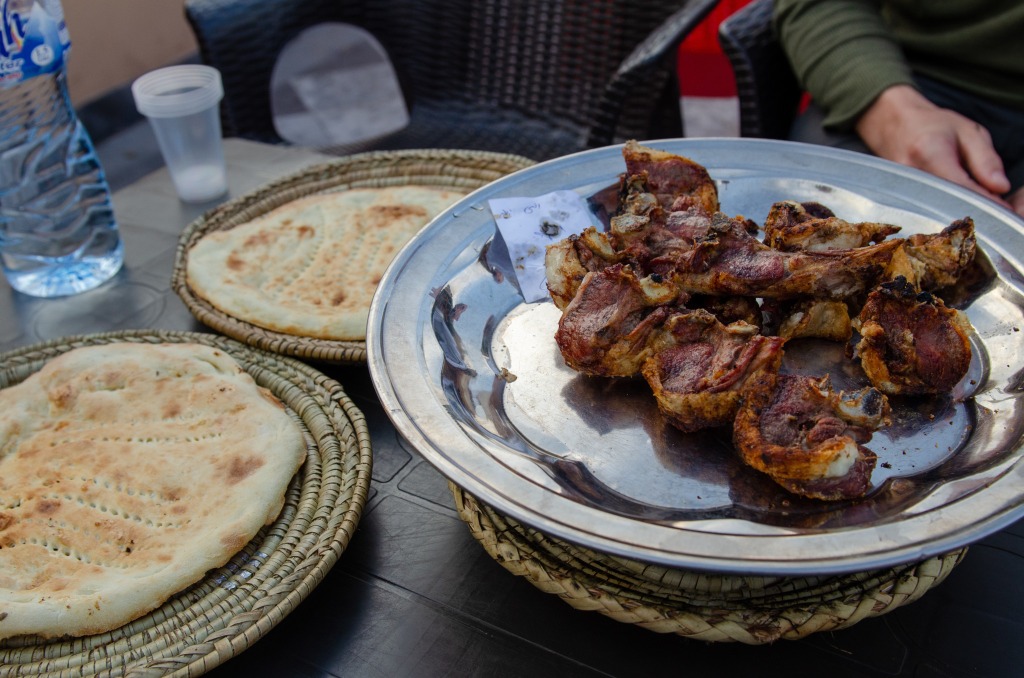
[677,0,754,97]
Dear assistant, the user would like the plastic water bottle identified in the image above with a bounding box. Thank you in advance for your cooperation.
[0,0,123,297]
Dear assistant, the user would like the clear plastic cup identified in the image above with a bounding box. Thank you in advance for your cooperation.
[131,65,228,203]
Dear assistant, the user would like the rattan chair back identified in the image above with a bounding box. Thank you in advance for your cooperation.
[185,0,719,160]
[718,0,803,139]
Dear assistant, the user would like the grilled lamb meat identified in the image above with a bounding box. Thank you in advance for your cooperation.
[762,298,852,341]
[622,139,719,215]
[554,264,682,377]
[608,173,678,258]
[733,372,890,501]
[884,217,976,291]
[543,141,979,504]
[641,310,784,432]
[608,173,739,269]
[545,227,623,310]
[647,212,903,300]
[689,294,764,328]
[763,200,901,252]
[853,276,973,395]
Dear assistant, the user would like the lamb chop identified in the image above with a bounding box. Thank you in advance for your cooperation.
[647,212,903,300]
[763,200,901,252]
[621,139,719,216]
[884,217,976,291]
[853,276,974,395]
[609,172,741,267]
[554,264,682,377]
[545,227,622,310]
[546,143,722,310]
[733,371,891,501]
[641,310,785,433]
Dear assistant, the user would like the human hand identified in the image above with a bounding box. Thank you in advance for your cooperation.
[856,85,1018,214]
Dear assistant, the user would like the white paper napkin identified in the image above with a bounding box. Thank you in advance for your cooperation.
[489,190,596,302]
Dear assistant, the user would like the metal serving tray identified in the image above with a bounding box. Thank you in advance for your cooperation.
[367,138,1024,575]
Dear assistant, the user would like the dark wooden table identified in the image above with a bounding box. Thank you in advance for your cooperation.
[2,139,1021,678]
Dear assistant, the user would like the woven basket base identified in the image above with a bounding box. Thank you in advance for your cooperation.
[0,331,373,676]
[451,483,966,644]
[172,148,535,364]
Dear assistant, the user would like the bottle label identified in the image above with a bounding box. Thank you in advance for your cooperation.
[0,0,70,85]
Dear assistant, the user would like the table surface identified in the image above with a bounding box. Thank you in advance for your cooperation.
[2,138,1021,678]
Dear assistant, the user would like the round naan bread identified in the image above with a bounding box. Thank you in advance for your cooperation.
[185,185,465,341]
[0,342,306,640]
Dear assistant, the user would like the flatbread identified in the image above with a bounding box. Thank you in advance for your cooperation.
[185,185,465,341]
[0,342,306,640]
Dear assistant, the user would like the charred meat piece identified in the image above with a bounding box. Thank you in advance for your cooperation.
[622,140,719,215]
[884,217,976,291]
[614,205,712,274]
[690,294,763,328]
[733,372,890,501]
[763,200,900,252]
[853,276,973,395]
[641,310,785,432]
[648,212,903,300]
[608,172,673,253]
[761,298,852,341]
[554,264,682,377]
[545,227,622,310]
[608,172,737,269]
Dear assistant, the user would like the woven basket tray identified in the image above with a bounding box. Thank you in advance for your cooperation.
[0,330,372,676]
[172,148,536,364]
[451,484,967,645]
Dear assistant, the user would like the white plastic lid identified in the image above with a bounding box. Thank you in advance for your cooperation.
[131,65,224,118]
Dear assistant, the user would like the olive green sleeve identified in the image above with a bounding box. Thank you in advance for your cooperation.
[773,0,915,131]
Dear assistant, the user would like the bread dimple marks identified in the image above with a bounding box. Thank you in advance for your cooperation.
[0,484,188,576]
[265,225,325,301]
[31,490,184,529]
[45,430,225,448]
[4,517,151,571]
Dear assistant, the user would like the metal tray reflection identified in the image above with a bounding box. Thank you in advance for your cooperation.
[367,139,1024,575]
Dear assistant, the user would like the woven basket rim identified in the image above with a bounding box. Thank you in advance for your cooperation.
[450,484,967,644]
[172,147,536,365]
[0,330,373,676]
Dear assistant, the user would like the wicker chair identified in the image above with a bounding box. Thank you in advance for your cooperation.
[718,0,802,139]
[184,0,720,161]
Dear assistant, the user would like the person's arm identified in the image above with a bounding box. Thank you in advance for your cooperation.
[775,0,1018,214]
[774,0,911,131]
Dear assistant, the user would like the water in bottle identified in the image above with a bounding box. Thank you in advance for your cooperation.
[0,0,123,297]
